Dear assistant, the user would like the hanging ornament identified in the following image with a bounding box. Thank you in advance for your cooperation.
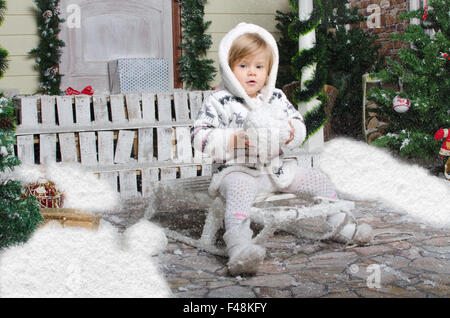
[440,52,450,61]
[422,0,428,21]
[392,96,411,113]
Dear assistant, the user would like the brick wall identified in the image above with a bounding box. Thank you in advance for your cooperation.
[350,0,411,57]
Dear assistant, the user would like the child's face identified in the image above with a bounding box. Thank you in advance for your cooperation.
[231,50,270,98]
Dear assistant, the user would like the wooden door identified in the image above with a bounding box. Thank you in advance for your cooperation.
[59,0,174,94]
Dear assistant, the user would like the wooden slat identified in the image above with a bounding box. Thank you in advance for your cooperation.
[138,128,153,163]
[40,96,56,126]
[157,93,172,122]
[40,134,56,164]
[201,164,212,176]
[59,133,78,163]
[141,93,156,123]
[175,127,192,164]
[75,96,91,124]
[56,96,74,127]
[119,170,138,198]
[160,167,177,181]
[98,131,114,165]
[174,91,190,121]
[157,127,173,161]
[203,90,213,100]
[20,97,38,127]
[125,94,142,122]
[93,95,109,123]
[16,135,35,164]
[110,94,127,123]
[114,130,135,164]
[189,91,203,120]
[180,165,198,179]
[100,171,118,193]
[79,132,97,165]
[141,168,159,197]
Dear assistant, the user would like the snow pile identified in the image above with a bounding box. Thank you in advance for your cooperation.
[0,219,171,298]
[319,138,450,228]
[5,163,119,211]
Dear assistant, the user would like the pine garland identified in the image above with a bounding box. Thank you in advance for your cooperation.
[0,0,8,78]
[177,0,216,91]
[288,0,327,141]
[29,0,65,95]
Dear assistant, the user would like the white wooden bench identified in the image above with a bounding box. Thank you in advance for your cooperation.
[13,91,355,256]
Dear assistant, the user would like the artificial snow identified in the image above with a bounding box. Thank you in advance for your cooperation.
[319,138,450,228]
[0,219,171,298]
[4,163,119,211]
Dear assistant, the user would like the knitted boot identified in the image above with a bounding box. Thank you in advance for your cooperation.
[223,218,266,276]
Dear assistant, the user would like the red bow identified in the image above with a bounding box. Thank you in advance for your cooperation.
[65,86,95,95]
[422,1,428,21]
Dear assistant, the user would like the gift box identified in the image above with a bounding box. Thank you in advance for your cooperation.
[108,58,170,94]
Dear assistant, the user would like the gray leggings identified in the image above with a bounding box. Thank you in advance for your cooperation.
[219,167,337,230]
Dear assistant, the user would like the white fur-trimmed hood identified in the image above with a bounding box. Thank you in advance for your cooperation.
[218,23,279,110]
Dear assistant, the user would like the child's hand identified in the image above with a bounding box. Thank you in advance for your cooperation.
[285,121,295,145]
[227,130,253,151]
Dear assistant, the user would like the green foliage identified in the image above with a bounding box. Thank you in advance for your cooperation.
[368,0,450,160]
[29,0,65,95]
[277,0,381,138]
[0,0,8,79]
[177,0,216,90]
[287,0,327,142]
[275,9,297,88]
[0,97,42,250]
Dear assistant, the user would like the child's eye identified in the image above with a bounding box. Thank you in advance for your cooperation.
[239,64,246,68]
[257,65,264,69]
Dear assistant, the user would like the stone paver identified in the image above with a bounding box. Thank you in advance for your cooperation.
[98,199,450,298]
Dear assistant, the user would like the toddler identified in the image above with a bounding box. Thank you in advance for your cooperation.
[192,23,346,276]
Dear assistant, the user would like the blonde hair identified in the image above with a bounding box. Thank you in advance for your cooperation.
[228,33,273,75]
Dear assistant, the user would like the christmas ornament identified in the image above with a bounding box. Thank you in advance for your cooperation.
[434,128,450,157]
[24,179,63,208]
[43,10,53,19]
[392,96,410,113]
[440,52,450,61]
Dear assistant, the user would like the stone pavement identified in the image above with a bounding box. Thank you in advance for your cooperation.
[99,199,450,298]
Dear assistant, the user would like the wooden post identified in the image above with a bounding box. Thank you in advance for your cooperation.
[298,0,324,153]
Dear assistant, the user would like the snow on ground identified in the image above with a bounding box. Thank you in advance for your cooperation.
[0,219,171,298]
[319,137,450,228]
[5,163,120,211]
[0,163,171,298]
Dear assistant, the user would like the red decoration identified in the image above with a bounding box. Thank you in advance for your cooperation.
[65,85,95,96]
[24,180,64,208]
[423,0,428,21]
[434,128,450,157]
[392,96,411,113]
[81,85,95,95]
[65,87,80,95]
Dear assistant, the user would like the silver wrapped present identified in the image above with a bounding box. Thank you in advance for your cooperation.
[108,58,170,94]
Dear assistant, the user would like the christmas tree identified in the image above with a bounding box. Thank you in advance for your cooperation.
[277,0,381,138]
[0,1,43,249]
[0,97,43,249]
[368,0,450,161]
